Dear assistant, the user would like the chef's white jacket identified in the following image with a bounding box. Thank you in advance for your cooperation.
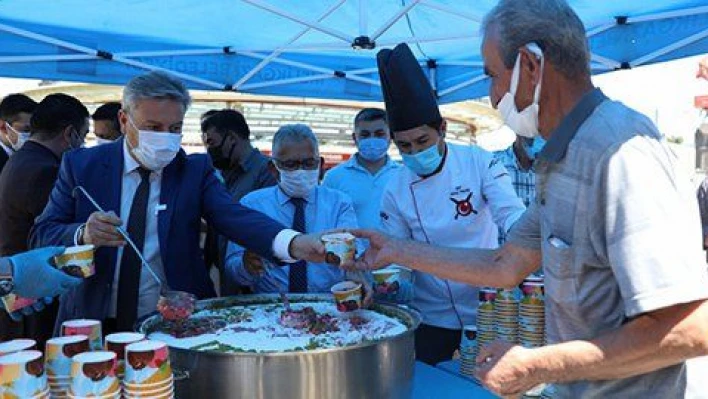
[381,143,526,329]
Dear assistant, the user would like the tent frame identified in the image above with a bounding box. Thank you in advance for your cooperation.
[0,1,707,102]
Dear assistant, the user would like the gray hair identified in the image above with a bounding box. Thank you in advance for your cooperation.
[482,0,590,79]
[272,124,319,155]
[122,71,192,113]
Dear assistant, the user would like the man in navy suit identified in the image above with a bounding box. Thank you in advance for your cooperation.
[30,71,325,332]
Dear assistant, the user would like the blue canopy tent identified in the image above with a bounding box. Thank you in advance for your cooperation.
[0,0,707,104]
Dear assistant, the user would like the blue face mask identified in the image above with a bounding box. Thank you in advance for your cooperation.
[358,137,389,162]
[521,136,546,160]
[401,140,443,176]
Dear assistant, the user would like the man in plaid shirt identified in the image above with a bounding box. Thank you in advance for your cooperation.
[493,136,542,244]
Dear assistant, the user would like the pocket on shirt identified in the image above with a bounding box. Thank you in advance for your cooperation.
[542,236,578,299]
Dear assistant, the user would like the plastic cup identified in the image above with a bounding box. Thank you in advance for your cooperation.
[331,281,362,312]
[61,319,102,350]
[54,245,95,278]
[105,332,145,376]
[321,233,356,266]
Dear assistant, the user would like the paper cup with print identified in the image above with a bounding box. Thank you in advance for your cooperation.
[124,375,174,395]
[45,335,90,378]
[54,245,95,278]
[1,293,38,315]
[104,332,145,377]
[331,281,362,312]
[0,339,36,356]
[62,319,103,351]
[321,233,356,266]
[69,351,119,397]
[124,341,172,386]
[0,350,47,398]
[372,268,401,295]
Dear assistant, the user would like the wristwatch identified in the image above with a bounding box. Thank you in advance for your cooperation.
[0,257,14,296]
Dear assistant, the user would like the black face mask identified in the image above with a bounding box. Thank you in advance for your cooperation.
[208,136,237,170]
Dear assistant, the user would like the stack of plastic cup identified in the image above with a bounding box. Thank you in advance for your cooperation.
[477,288,497,349]
[0,350,49,398]
[104,332,145,380]
[45,335,90,398]
[459,325,478,378]
[519,276,545,349]
[122,340,174,399]
[494,288,519,343]
[0,338,36,355]
[61,319,103,351]
[68,351,120,399]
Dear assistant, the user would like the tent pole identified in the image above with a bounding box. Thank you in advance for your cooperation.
[631,27,708,67]
[418,0,483,23]
[437,74,487,98]
[240,74,333,90]
[117,49,224,58]
[628,5,708,24]
[0,21,225,89]
[437,61,485,67]
[371,0,421,41]
[586,23,616,38]
[0,54,97,63]
[241,0,354,43]
[359,0,368,36]
[240,51,380,86]
[235,0,346,90]
[590,53,621,69]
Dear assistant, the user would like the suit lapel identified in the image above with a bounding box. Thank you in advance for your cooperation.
[99,139,124,284]
[157,152,184,275]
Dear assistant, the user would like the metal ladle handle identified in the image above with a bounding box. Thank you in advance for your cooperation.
[73,186,165,289]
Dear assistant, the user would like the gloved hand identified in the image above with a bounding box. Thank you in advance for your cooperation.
[11,247,82,298]
[7,297,53,322]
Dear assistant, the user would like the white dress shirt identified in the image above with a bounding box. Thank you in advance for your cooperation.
[107,142,299,318]
[109,141,167,318]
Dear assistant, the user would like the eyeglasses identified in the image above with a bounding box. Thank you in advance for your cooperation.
[274,157,319,171]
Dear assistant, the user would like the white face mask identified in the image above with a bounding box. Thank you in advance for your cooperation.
[277,168,319,198]
[128,117,182,171]
[5,124,30,151]
[497,43,544,138]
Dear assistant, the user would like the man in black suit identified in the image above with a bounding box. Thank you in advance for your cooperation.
[0,94,38,173]
[0,93,89,345]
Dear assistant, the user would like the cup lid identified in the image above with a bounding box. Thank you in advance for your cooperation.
[321,232,355,241]
[105,332,145,344]
[48,335,89,346]
[72,351,115,364]
[62,245,95,255]
[0,350,43,364]
[125,340,166,353]
[330,280,361,293]
[62,319,100,328]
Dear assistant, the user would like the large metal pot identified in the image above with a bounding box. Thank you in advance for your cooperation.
[136,294,421,399]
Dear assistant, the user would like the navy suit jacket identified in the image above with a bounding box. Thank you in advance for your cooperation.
[29,138,285,323]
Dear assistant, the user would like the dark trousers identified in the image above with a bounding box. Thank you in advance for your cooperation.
[415,323,462,366]
[0,300,58,348]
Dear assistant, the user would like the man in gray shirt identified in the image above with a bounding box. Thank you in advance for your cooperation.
[348,0,708,397]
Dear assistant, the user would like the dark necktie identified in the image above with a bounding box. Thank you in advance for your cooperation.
[116,168,150,330]
[288,197,308,293]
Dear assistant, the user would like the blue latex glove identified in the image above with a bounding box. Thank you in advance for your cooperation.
[10,247,82,298]
[7,297,53,322]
